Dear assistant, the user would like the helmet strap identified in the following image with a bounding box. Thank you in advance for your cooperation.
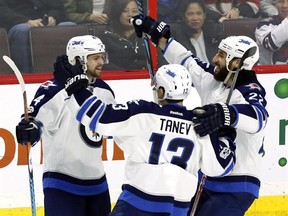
[224,58,238,85]
[223,63,236,86]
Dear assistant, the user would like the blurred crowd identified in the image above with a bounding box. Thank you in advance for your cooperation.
[0,0,287,74]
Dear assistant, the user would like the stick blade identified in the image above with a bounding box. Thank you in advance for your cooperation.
[239,46,257,68]
[2,55,26,93]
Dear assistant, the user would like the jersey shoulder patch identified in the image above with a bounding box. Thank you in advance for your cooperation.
[236,79,267,107]
[35,79,63,98]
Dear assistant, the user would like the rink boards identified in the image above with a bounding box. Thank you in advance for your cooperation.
[0,74,287,215]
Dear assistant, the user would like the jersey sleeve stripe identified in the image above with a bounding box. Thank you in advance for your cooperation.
[252,104,265,132]
[89,103,106,131]
[76,96,97,122]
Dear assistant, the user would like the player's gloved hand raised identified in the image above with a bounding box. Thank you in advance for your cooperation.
[131,15,170,47]
[16,116,43,147]
[53,55,88,96]
[192,103,237,137]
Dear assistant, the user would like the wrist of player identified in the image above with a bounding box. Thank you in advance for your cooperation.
[218,126,237,142]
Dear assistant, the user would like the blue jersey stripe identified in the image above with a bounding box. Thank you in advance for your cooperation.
[201,174,261,197]
[204,179,260,197]
[76,96,97,122]
[43,176,108,196]
[89,103,106,131]
[118,187,190,215]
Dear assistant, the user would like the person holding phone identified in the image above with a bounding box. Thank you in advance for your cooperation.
[0,0,74,73]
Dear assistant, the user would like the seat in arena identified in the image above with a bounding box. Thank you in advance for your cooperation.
[0,28,14,74]
[30,25,90,73]
[222,18,261,41]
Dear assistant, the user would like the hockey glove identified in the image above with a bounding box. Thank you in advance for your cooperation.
[131,15,170,47]
[53,55,88,96]
[16,116,43,147]
[192,103,236,137]
[53,55,73,85]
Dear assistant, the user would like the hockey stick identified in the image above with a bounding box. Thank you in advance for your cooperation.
[189,174,206,216]
[189,46,257,216]
[136,0,155,83]
[3,55,37,216]
[226,46,257,104]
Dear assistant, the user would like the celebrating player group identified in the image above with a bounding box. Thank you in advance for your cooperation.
[15,11,268,216]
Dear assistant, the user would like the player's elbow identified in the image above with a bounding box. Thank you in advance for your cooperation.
[236,105,268,133]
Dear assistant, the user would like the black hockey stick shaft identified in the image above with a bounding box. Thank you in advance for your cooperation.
[136,0,155,82]
[3,55,37,216]
[189,175,206,216]
[226,46,257,104]
[190,46,257,216]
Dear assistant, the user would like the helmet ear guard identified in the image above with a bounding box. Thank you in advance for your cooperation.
[66,35,108,72]
[153,64,191,103]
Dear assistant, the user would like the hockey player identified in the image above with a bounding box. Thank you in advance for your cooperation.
[131,15,269,216]
[15,35,114,216]
[52,62,237,216]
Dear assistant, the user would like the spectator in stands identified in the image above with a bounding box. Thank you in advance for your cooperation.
[101,0,147,70]
[62,0,108,24]
[260,0,278,17]
[255,0,288,64]
[0,0,74,73]
[159,0,223,66]
[204,0,261,23]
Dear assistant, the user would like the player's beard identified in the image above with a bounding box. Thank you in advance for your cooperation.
[87,68,101,79]
[214,66,229,82]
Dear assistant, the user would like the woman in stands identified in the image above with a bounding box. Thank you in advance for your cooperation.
[101,0,148,70]
[159,0,223,66]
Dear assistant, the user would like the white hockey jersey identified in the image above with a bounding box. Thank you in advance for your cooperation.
[27,78,115,195]
[163,38,269,198]
[255,15,288,64]
[67,88,236,215]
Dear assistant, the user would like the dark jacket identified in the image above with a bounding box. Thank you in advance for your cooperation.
[0,0,65,31]
[159,21,223,66]
[101,27,148,71]
[62,0,93,23]
[158,0,181,22]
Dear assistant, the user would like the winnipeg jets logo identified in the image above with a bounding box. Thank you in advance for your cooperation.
[238,39,251,45]
[245,83,261,91]
[79,124,102,148]
[41,80,56,89]
[166,69,176,77]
